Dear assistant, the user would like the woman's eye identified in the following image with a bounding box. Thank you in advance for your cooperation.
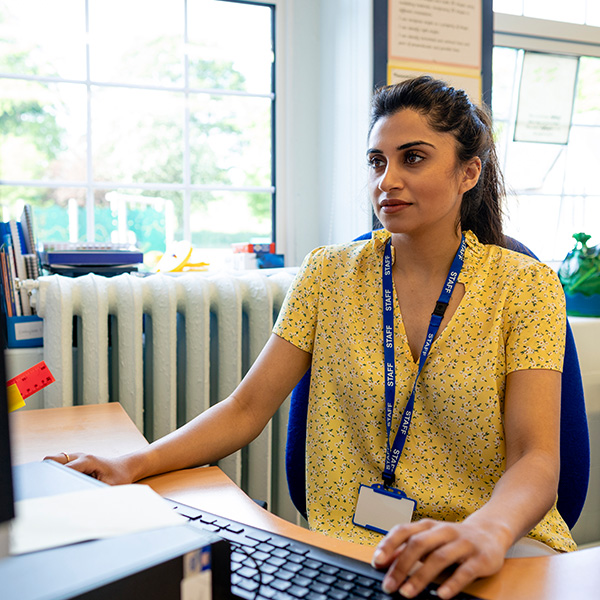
[405,152,424,165]
[368,156,385,169]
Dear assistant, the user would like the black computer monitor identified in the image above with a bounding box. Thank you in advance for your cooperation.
[0,315,15,559]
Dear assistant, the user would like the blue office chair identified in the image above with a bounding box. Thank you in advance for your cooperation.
[285,233,590,530]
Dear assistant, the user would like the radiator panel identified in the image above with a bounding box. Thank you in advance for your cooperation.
[34,270,298,521]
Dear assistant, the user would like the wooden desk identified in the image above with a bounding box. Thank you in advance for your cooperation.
[10,403,600,600]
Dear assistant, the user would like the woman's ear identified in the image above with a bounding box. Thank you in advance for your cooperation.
[459,157,482,195]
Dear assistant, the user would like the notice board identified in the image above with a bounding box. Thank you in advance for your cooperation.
[373,0,493,106]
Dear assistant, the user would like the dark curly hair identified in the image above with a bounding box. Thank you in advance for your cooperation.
[369,76,506,247]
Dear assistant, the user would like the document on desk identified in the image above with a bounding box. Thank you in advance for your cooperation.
[10,483,187,555]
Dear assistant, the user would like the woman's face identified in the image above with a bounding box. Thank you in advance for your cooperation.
[367,109,480,238]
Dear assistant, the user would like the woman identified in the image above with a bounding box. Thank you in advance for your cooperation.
[49,77,575,599]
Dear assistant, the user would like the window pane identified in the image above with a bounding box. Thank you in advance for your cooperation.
[0,80,87,182]
[191,190,271,248]
[95,189,181,252]
[188,0,273,94]
[189,94,272,188]
[491,47,518,119]
[493,0,524,15]
[587,2,600,26]
[524,0,586,23]
[573,57,600,125]
[89,0,184,86]
[563,126,600,195]
[0,0,86,79]
[502,141,566,193]
[91,87,184,183]
[0,186,86,243]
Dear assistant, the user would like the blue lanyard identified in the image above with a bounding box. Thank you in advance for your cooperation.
[382,235,466,487]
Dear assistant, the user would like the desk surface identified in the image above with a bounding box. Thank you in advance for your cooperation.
[10,403,600,600]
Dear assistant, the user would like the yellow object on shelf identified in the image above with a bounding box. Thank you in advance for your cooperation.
[153,241,209,273]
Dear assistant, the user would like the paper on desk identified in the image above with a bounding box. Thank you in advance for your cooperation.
[10,484,187,555]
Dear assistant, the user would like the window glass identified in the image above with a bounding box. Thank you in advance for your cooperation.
[188,94,272,188]
[88,0,185,86]
[191,190,271,249]
[91,87,184,183]
[188,0,273,94]
[0,0,86,79]
[493,48,600,262]
[494,0,597,25]
[0,80,87,181]
[0,0,275,261]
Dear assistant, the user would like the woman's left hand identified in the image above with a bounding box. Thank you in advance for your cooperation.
[371,517,510,599]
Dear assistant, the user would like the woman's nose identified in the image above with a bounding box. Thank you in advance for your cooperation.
[378,164,403,192]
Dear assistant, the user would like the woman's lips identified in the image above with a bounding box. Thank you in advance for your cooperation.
[379,199,411,213]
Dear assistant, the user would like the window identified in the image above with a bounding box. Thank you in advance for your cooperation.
[492,1,600,263]
[0,0,275,264]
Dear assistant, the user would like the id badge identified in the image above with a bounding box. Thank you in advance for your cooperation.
[353,484,416,535]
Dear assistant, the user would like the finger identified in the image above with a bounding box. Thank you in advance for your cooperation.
[394,540,470,599]
[372,520,435,568]
[435,559,489,600]
[43,452,75,465]
[381,525,460,595]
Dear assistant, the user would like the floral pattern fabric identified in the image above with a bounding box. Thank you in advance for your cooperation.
[273,229,575,552]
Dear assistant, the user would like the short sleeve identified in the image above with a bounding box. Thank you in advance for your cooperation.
[273,247,326,354]
[504,262,566,373]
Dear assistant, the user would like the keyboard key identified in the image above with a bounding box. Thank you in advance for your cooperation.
[291,575,312,588]
[267,556,287,568]
[276,569,296,582]
[247,530,273,543]
[271,579,293,592]
[287,553,307,564]
[334,581,355,592]
[287,585,311,598]
[237,566,259,580]
[326,590,349,600]
[319,565,339,576]
[316,574,336,585]
[299,569,321,582]
[232,585,255,600]
[309,582,329,594]
[281,562,303,574]
[254,551,272,562]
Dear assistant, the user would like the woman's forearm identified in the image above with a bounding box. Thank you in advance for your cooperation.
[464,448,559,548]
[123,392,270,482]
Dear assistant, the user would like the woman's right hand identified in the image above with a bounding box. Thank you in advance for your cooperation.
[44,452,136,485]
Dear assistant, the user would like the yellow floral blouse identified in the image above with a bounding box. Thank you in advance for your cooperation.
[273,229,576,552]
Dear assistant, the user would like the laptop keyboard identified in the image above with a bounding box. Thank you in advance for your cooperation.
[165,498,482,600]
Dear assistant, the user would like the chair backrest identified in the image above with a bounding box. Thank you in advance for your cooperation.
[285,233,590,529]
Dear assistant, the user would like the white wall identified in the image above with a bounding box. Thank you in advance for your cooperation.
[277,0,374,267]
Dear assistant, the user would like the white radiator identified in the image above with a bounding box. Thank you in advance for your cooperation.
[31,270,298,521]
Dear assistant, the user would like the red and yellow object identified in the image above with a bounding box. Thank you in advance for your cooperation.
[6,361,55,412]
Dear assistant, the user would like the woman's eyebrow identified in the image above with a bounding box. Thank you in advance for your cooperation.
[366,140,436,155]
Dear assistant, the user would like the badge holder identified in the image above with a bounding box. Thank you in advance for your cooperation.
[353,484,417,535]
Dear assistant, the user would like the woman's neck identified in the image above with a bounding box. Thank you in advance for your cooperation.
[390,228,463,280]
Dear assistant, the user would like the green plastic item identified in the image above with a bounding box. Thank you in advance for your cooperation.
[558,233,600,317]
